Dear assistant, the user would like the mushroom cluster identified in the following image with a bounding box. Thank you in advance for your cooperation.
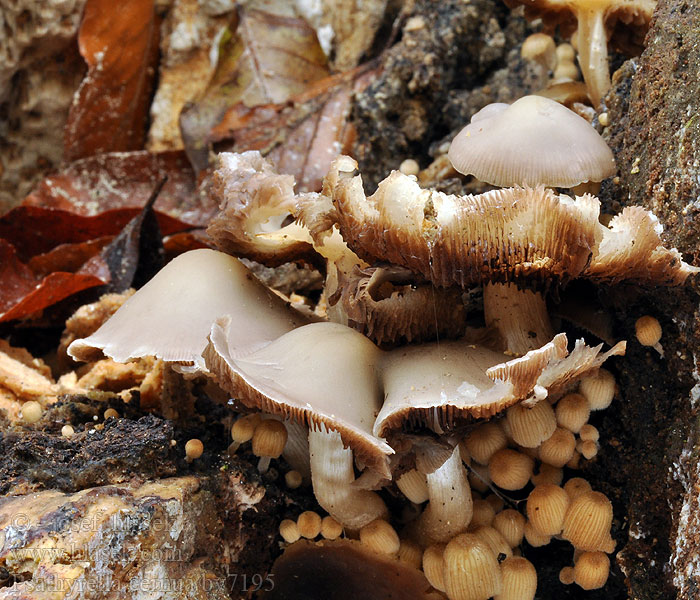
[69,104,695,597]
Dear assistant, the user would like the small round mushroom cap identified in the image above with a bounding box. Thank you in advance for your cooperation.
[447,95,616,187]
[185,438,204,460]
[574,551,610,590]
[359,519,400,556]
[496,556,537,600]
[297,511,323,539]
[21,400,42,424]
[556,392,591,433]
[506,401,557,448]
[562,491,613,551]
[492,509,526,548]
[422,544,447,593]
[526,484,570,536]
[444,533,503,600]
[539,427,576,467]
[489,449,534,491]
[579,368,616,410]
[463,422,508,465]
[635,315,662,347]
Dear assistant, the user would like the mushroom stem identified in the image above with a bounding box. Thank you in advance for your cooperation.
[483,282,554,355]
[309,426,389,531]
[417,447,473,544]
[575,7,610,108]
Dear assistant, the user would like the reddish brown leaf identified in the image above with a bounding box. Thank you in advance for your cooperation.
[180,7,330,172]
[64,0,159,160]
[28,238,112,278]
[0,240,108,324]
[211,64,379,192]
[0,206,190,262]
[22,151,216,226]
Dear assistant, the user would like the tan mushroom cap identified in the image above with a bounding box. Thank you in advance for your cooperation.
[67,249,311,368]
[447,96,615,187]
[269,539,436,600]
[319,157,697,289]
[207,151,316,266]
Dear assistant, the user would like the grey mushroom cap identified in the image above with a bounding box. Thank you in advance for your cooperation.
[67,249,310,369]
[447,95,616,187]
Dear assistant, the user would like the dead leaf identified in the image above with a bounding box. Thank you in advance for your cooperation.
[64,0,159,160]
[22,151,216,226]
[28,238,112,278]
[211,64,379,192]
[0,240,108,324]
[0,206,190,262]
[88,180,166,293]
[180,7,330,172]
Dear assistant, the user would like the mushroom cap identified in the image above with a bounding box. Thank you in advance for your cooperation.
[447,95,616,187]
[268,539,435,600]
[207,151,317,266]
[67,249,310,368]
[204,320,394,477]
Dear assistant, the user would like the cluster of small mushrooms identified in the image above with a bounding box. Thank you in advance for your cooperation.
[68,10,692,596]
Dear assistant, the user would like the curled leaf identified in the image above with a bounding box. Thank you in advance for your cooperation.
[64,0,159,160]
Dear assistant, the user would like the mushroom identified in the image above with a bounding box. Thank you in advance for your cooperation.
[67,249,312,369]
[447,96,615,189]
[210,151,469,346]
[268,539,436,600]
[502,0,657,107]
[207,151,316,266]
[204,320,392,530]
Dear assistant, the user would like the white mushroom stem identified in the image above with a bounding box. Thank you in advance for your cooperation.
[282,420,312,481]
[483,282,554,355]
[575,7,610,108]
[417,447,473,544]
[309,426,389,531]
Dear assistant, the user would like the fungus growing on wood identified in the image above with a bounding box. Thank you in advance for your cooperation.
[268,539,436,600]
[447,96,615,188]
[67,249,311,369]
[443,533,503,600]
[503,0,657,107]
[562,490,614,551]
[635,315,663,355]
[496,556,538,600]
[526,484,570,536]
[207,151,316,265]
[573,551,611,589]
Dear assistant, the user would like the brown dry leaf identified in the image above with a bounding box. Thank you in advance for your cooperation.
[22,151,215,227]
[211,64,379,192]
[64,0,159,160]
[0,239,109,324]
[180,6,331,172]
